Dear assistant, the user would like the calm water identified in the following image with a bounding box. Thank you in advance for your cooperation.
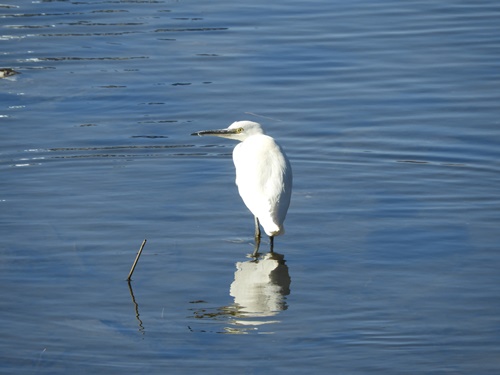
[1,0,500,374]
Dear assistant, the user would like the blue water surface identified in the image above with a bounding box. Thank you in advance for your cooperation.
[1,0,500,374]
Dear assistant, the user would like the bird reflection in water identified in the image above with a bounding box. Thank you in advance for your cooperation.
[191,251,291,334]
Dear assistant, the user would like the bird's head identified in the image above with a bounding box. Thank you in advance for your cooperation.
[191,121,264,141]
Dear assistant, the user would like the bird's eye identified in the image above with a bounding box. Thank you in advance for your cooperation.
[236,127,244,133]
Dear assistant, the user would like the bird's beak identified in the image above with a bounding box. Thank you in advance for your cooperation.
[191,128,238,137]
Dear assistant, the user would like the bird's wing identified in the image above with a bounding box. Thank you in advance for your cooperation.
[233,135,291,235]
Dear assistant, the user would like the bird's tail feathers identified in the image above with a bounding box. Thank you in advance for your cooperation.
[260,220,285,237]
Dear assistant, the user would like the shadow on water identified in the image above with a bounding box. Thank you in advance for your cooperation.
[189,251,291,334]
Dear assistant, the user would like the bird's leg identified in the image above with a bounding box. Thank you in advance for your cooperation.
[270,236,274,253]
[254,216,261,242]
[252,238,261,257]
[252,217,261,257]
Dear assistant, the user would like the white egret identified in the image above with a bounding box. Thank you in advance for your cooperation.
[191,121,292,255]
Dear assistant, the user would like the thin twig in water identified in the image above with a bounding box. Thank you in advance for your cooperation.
[127,239,147,281]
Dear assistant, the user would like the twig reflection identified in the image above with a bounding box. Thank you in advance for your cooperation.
[127,280,145,335]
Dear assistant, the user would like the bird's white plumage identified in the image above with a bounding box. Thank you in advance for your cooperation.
[192,120,292,240]
[233,130,292,236]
